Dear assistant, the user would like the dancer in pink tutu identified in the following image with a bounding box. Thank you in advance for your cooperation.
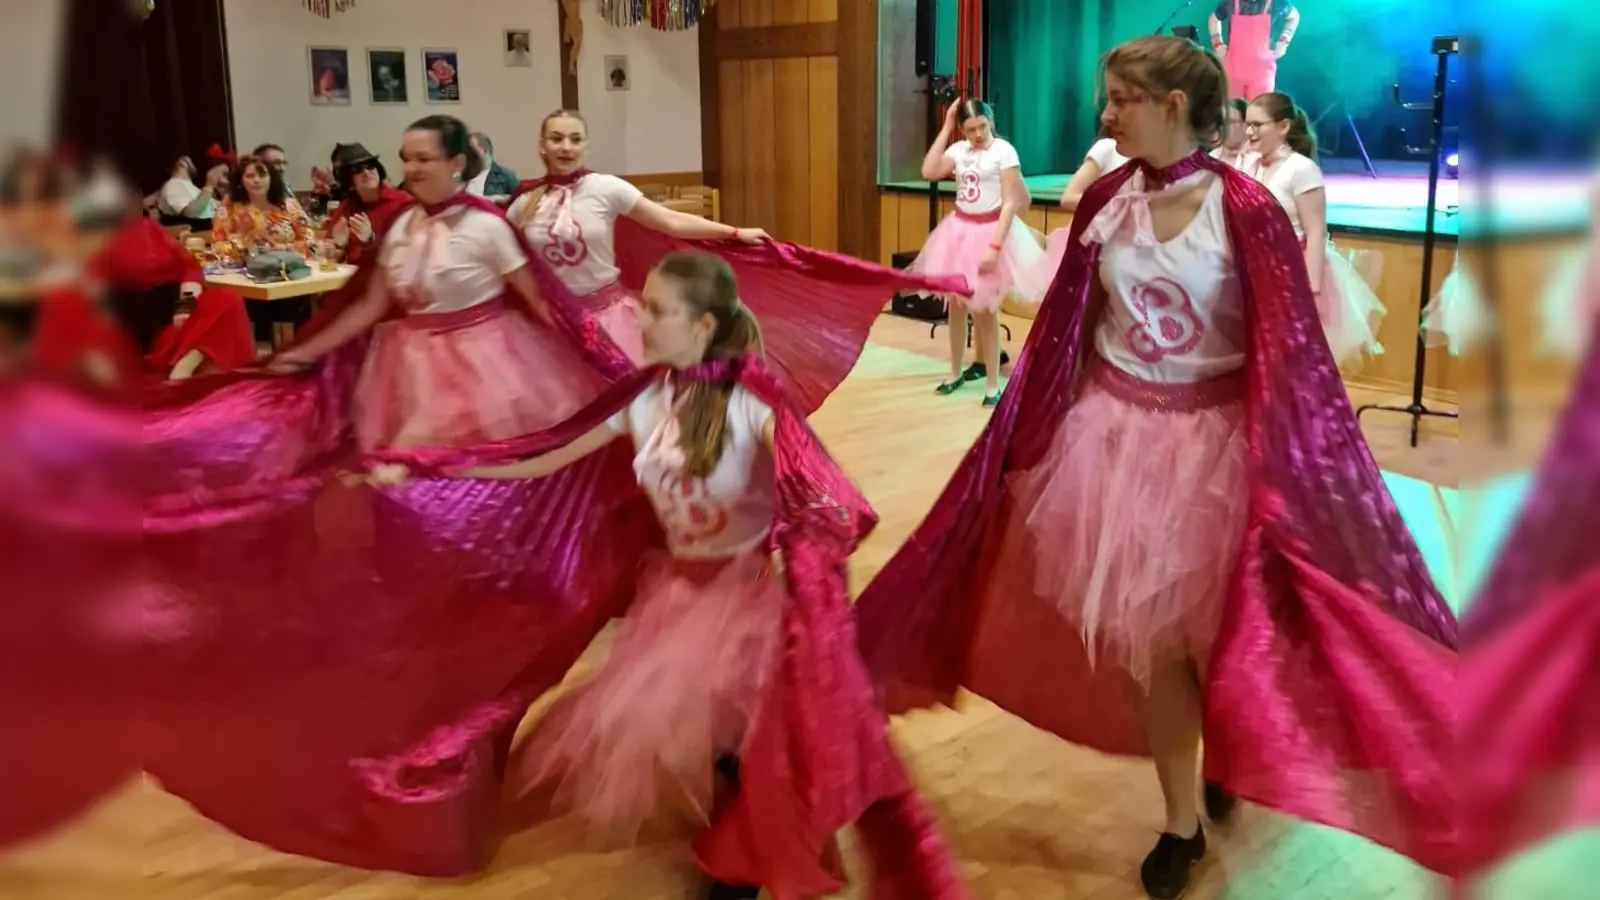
[454,251,967,900]
[909,98,1042,405]
[506,110,770,364]
[854,37,1455,900]
[1245,92,1387,366]
[269,114,613,448]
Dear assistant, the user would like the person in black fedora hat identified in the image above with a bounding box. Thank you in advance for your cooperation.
[322,142,411,265]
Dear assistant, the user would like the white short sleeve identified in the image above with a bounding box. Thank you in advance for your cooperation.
[470,210,528,276]
[505,193,533,225]
[1085,138,1122,171]
[731,387,775,444]
[942,140,971,166]
[589,174,644,218]
[1287,155,1326,196]
[990,139,1021,171]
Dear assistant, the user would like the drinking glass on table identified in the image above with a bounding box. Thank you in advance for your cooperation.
[316,240,340,272]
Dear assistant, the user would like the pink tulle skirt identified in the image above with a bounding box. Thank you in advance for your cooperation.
[1015,227,1071,305]
[353,300,603,450]
[1315,239,1387,367]
[577,281,645,365]
[1421,253,1491,356]
[508,551,783,844]
[906,208,1045,313]
[989,360,1248,684]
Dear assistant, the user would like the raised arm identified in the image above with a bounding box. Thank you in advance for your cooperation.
[921,102,961,182]
[463,421,621,479]
[625,197,767,242]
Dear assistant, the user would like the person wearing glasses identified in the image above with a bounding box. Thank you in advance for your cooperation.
[1208,0,1299,100]
[1245,92,1385,365]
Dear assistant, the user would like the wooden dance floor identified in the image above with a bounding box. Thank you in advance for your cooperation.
[0,315,1473,899]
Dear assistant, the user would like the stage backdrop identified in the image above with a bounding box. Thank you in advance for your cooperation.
[986,0,1595,176]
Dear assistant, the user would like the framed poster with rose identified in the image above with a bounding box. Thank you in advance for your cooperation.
[422,48,460,104]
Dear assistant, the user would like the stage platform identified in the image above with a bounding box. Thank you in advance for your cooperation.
[881,161,1591,240]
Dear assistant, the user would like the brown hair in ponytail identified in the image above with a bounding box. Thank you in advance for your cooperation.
[654,251,766,478]
[1251,92,1318,159]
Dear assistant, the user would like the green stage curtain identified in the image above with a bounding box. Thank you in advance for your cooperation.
[988,0,1110,176]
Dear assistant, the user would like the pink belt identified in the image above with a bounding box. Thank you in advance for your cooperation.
[953,208,1001,224]
[1087,356,1244,412]
[397,298,507,333]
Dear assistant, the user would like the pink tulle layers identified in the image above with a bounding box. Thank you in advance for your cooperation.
[906,209,1044,312]
[991,360,1248,683]
[353,300,604,449]
[576,281,646,366]
[1315,240,1387,367]
[508,551,783,844]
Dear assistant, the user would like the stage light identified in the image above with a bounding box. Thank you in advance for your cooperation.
[1445,151,1459,179]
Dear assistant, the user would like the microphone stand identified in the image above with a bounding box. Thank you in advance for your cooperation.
[1154,0,1201,35]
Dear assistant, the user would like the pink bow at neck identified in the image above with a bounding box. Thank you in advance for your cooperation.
[535,184,582,246]
[636,380,689,475]
[391,205,457,298]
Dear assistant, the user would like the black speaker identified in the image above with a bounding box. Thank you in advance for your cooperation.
[915,0,935,76]
[889,250,947,321]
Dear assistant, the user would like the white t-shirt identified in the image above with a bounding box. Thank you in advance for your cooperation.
[609,379,776,560]
[506,174,645,295]
[158,177,211,218]
[1211,145,1258,172]
[465,168,492,198]
[943,138,1022,214]
[379,204,526,314]
[1092,171,1245,384]
[1248,150,1324,236]
[1085,138,1130,175]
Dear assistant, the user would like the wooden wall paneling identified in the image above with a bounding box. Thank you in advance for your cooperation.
[773,0,806,25]
[837,0,879,261]
[745,0,774,27]
[773,58,813,244]
[718,60,747,226]
[699,6,721,187]
[807,56,840,252]
[715,24,837,59]
[741,59,779,233]
[810,0,840,21]
[720,0,742,28]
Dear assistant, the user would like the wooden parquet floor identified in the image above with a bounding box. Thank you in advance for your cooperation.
[0,316,1462,899]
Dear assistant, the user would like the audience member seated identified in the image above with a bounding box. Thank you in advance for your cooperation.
[211,155,314,252]
[322,142,411,265]
[156,153,227,230]
[467,131,518,202]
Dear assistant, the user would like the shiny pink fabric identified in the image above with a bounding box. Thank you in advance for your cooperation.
[1457,317,1600,874]
[610,217,967,414]
[853,151,1458,873]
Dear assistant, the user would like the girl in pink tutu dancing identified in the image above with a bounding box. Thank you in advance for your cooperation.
[909,98,1042,406]
[506,110,770,364]
[270,114,614,448]
[1244,92,1387,366]
[855,37,1455,900]
[462,251,967,900]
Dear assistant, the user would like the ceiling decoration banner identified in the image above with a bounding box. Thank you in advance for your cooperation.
[598,0,718,31]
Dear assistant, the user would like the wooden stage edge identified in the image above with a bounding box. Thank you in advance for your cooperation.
[878,190,1584,403]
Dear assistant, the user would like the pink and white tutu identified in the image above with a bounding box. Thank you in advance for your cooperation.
[1015,227,1072,305]
[1421,252,1491,356]
[576,280,645,365]
[989,359,1248,683]
[353,299,606,449]
[1537,244,1597,358]
[906,208,1045,313]
[508,550,783,844]
[1315,239,1387,367]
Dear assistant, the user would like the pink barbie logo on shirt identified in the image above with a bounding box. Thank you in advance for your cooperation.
[654,471,731,548]
[1126,277,1205,362]
[541,221,590,267]
[957,170,981,204]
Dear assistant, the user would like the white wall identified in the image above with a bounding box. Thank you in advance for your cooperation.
[0,0,64,152]
[575,1,701,175]
[223,0,701,180]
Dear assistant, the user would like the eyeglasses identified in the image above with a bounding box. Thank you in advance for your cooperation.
[1244,120,1281,132]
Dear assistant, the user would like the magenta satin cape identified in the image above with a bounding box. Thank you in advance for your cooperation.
[1457,316,1600,874]
[371,355,965,899]
[511,170,970,412]
[852,152,1460,873]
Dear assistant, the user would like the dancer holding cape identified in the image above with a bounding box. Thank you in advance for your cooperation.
[852,37,1456,899]
[507,108,966,412]
[388,252,967,900]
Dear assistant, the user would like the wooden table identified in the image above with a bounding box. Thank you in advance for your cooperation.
[203,264,355,301]
[205,265,356,346]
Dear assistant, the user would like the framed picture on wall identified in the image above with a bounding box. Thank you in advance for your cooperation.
[308,47,352,105]
[604,55,630,92]
[423,48,461,104]
[504,30,532,67]
[366,48,409,105]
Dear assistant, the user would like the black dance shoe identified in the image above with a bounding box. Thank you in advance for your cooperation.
[1203,780,1237,823]
[982,389,1003,408]
[935,377,964,395]
[706,881,762,900]
[1140,828,1206,899]
[960,362,987,382]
